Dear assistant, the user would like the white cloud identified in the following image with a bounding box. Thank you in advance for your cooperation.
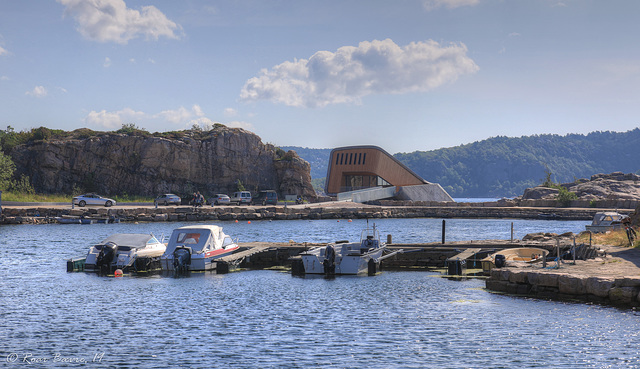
[224,108,237,117]
[423,0,479,11]
[240,38,479,108]
[26,86,48,97]
[157,106,195,124]
[1,76,9,81]
[103,57,111,68]
[83,104,255,132]
[0,45,7,56]
[85,107,146,129]
[226,121,255,131]
[57,0,182,44]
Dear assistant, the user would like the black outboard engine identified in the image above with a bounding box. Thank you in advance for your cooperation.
[495,254,506,268]
[173,247,191,274]
[323,245,336,275]
[96,242,118,274]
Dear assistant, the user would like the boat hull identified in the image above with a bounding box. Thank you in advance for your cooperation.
[161,246,238,272]
[301,245,384,275]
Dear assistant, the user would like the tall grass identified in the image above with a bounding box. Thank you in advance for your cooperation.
[576,228,639,248]
[1,191,153,203]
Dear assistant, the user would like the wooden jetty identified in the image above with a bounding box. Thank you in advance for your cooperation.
[68,239,586,275]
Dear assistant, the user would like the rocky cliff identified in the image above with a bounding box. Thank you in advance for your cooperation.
[10,126,315,199]
[520,172,640,201]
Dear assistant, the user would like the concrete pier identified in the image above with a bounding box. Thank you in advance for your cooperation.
[0,202,634,224]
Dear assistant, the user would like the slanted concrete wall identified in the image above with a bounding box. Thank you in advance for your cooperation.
[395,184,454,202]
[338,186,397,203]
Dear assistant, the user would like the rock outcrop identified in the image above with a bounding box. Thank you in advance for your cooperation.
[10,126,315,199]
[520,172,640,201]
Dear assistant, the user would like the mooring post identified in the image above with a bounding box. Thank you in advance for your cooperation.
[387,234,392,244]
[510,222,514,242]
[441,219,446,244]
[556,239,560,269]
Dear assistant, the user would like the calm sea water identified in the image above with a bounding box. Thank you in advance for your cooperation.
[2,218,640,368]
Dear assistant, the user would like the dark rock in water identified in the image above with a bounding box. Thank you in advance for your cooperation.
[10,126,316,199]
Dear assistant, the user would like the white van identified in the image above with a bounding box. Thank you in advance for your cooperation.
[230,191,252,205]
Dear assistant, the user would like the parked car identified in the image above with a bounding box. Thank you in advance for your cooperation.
[229,191,252,205]
[252,190,278,205]
[73,193,116,207]
[155,193,181,206]
[210,194,231,206]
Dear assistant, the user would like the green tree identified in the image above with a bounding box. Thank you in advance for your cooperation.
[0,150,15,190]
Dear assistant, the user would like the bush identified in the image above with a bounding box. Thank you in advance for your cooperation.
[556,186,578,207]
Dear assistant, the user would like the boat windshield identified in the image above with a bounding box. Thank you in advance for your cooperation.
[167,229,210,253]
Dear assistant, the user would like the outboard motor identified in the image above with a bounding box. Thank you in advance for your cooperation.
[323,245,336,275]
[173,247,191,274]
[495,254,506,268]
[96,242,118,274]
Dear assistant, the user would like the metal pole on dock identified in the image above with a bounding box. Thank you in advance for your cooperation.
[510,222,514,242]
[441,220,446,244]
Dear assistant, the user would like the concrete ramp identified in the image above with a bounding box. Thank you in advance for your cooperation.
[337,186,397,203]
[395,184,454,202]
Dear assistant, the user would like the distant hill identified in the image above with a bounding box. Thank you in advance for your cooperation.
[284,129,640,198]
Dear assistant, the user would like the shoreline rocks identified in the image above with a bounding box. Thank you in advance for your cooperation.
[486,268,640,308]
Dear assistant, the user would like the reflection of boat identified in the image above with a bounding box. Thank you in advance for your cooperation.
[585,212,626,233]
[161,225,239,272]
[297,223,402,276]
[85,233,166,273]
[481,247,548,274]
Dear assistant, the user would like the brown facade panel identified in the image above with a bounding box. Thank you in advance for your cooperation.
[325,146,427,195]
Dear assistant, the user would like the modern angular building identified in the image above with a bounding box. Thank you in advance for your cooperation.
[325,145,453,202]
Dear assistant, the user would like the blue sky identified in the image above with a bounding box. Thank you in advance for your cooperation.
[1,0,639,154]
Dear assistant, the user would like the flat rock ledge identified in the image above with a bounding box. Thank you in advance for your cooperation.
[486,268,640,308]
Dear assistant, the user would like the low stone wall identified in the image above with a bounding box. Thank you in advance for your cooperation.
[486,268,640,308]
[0,204,634,224]
[374,199,639,209]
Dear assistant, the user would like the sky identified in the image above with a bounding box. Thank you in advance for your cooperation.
[1,0,639,154]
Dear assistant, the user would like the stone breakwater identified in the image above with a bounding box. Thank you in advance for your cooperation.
[0,204,633,224]
[486,268,640,308]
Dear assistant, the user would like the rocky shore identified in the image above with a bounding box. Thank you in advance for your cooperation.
[485,243,640,308]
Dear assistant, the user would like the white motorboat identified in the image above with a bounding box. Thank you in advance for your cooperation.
[85,233,166,273]
[161,225,239,272]
[585,212,626,233]
[298,223,402,276]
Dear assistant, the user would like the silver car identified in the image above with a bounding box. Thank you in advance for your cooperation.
[155,193,181,206]
[211,194,231,205]
[73,193,116,207]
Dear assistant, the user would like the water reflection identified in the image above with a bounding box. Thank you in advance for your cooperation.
[2,219,639,368]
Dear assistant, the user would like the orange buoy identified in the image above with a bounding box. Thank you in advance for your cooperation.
[248,221,251,224]
[114,269,123,277]
[348,219,352,222]
[235,220,238,223]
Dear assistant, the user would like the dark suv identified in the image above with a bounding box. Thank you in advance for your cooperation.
[252,190,278,205]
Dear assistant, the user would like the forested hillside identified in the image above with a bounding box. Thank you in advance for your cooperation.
[285,129,640,198]
[396,129,640,197]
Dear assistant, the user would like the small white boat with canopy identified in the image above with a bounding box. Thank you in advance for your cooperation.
[85,233,166,273]
[161,225,239,272]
